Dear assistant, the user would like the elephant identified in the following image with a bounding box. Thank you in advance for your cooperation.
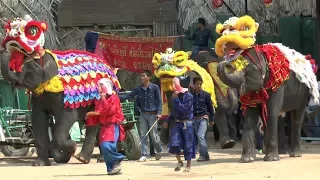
[152,48,238,149]
[215,15,319,162]
[197,51,238,148]
[0,15,120,166]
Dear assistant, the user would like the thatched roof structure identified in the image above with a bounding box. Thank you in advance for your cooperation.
[0,0,61,49]
[178,0,316,34]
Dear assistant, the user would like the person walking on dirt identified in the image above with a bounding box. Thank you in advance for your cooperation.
[163,77,196,172]
[85,78,125,175]
[186,18,216,61]
[192,76,215,161]
[121,70,163,162]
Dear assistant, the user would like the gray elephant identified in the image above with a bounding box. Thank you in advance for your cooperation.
[197,51,238,148]
[218,47,319,162]
[214,15,319,162]
[217,45,318,162]
[0,15,121,166]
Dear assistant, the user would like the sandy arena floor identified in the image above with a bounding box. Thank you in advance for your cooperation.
[1,135,320,180]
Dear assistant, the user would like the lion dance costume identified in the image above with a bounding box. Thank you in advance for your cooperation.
[2,15,121,108]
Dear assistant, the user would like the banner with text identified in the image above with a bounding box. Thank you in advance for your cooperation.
[94,34,175,73]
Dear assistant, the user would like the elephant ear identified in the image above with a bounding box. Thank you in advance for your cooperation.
[186,70,199,90]
[197,51,217,69]
[41,52,59,82]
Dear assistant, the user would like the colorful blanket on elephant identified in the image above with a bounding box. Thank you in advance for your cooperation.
[43,50,120,108]
[239,44,291,123]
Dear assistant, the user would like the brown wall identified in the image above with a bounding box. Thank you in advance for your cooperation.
[57,0,177,27]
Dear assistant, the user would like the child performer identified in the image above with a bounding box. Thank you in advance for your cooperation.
[163,76,196,172]
[86,78,126,175]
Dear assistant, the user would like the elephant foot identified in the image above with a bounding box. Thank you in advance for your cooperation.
[264,152,280,161]
[97,156,104,163]
[221,140,236,149]
[240,152,256,163]
[74,154,90,164]
[289,151,302,157]
[32,158,51,166]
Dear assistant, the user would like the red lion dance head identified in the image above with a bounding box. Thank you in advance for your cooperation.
[2,15,48,72]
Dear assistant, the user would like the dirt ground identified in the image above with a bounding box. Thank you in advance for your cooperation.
[1,133,320,180]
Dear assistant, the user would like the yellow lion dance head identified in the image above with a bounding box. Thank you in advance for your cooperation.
[215,15,259,58]
[152,48,189,92]
[152,48,217,108]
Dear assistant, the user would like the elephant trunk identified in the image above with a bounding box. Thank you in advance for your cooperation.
[215,86,239,114]
[226,88,239,114]
[0,51,21,83]
[215,89,230,112]
[217,61,244,89]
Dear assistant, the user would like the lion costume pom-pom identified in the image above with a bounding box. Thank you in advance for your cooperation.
[216,23,224,35]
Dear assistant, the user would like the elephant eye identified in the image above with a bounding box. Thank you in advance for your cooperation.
[28,26,39,36]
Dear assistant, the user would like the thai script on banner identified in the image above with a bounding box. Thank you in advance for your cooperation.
[94,34,175,73]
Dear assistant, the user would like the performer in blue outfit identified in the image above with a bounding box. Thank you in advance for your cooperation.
[163,76,196,172]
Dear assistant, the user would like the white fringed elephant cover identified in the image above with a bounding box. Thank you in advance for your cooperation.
[272,43,320,105]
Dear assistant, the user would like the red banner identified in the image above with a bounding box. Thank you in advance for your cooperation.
[94,34,175,73]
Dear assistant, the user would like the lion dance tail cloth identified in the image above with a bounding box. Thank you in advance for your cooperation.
[35,50,121,109]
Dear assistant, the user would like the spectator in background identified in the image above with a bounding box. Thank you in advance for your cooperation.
[85,23,99,53]
[185,18,216,61]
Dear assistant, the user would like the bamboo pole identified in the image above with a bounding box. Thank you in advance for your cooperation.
[317,0,320,63]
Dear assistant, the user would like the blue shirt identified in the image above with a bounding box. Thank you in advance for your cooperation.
[85,31,98,50]
[122,83,162,115]
[186,28,215,47]
[192,90,215,122]
[166,92,193,123]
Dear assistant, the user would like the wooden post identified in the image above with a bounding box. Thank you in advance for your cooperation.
[317,0,320,63]
[223,1,237,16]
[245,0,248,15]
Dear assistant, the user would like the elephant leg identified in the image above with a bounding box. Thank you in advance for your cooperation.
[75,125,99,163]
[52,110,77,155]
[278,117,288,154]
[290,107,306,157]
[215,110,235,149]
[31,103,50,166]
[235,113,242,140]
[149,135,156,156]
[264,89,284,161]
[212,124,220,142]
[240,107,259,163]
[96,126,104,162]
[227,114,237,140]
[285,112,292,145]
